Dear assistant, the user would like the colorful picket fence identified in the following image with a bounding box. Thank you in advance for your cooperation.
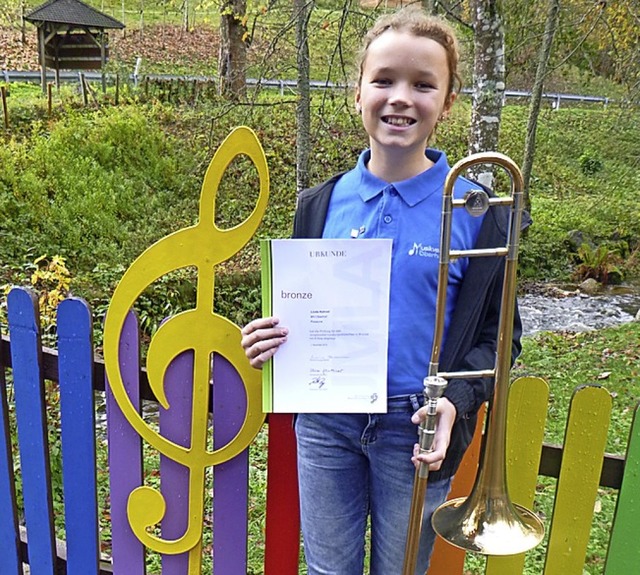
[0,287,300,575]
[2,286,640,575]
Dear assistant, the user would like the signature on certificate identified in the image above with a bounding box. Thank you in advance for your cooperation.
[308,375,326,389]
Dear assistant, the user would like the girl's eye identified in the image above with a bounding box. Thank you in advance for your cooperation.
[372,78,392,86]
[416,82,435,91]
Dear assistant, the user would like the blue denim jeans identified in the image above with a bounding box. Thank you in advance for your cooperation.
[295,395,453,575]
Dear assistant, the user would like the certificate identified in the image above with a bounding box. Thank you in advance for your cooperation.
[261,238,392,413]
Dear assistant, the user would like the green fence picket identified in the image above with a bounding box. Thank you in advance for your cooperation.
[603,403,640,574]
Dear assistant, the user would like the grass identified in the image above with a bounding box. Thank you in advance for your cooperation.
[515,323,640,453]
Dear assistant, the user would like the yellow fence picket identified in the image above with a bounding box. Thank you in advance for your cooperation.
[484,376,549,575]
[543,385,612,575]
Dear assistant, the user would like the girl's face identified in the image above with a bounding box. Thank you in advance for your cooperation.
[356,30,454,163]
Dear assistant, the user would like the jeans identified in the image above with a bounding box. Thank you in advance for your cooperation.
[295,395,453,575]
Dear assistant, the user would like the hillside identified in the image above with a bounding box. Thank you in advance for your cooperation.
[0,24,219,72]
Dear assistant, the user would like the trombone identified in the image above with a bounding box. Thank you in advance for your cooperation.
[402,152,544,574]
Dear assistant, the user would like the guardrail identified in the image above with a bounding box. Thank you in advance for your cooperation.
[1,69,614,108]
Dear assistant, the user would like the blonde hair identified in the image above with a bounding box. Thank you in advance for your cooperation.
[356,5,462,101]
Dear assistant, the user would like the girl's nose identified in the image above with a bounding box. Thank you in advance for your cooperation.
[388,83,412,106]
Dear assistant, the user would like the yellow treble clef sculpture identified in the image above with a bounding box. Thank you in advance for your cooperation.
[103,126,269,570]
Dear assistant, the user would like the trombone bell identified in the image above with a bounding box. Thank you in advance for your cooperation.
[431,492,544,555]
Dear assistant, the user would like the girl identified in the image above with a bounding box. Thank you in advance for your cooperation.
[241,6,525,574]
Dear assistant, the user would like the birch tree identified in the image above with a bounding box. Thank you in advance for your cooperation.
[183,0,189,31]
[422,0,435,14]
[467,0,506,188]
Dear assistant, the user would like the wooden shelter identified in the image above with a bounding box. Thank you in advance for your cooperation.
[24,0,125,93]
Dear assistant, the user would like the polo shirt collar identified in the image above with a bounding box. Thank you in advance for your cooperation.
[355,149,451,207]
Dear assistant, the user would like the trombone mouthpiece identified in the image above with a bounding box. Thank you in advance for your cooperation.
[423,376,448,400]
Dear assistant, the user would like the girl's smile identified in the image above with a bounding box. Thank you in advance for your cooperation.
[382,115,416,127]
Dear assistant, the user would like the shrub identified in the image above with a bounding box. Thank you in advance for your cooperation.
[572,243,624,285]
[579,151,604,176]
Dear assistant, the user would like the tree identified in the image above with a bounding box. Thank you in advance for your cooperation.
[218,0,248,100]
[183,0,190,32]
[467,0,506,188]
[422,0,436,14]
[521,0,560,214]
[295,0,313,192]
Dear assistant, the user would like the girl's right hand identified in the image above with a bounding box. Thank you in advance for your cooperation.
[241,316,288,369]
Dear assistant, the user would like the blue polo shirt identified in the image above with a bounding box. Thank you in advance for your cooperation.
[322,149,485,396]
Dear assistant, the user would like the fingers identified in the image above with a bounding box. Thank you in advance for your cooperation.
[410,396,457,425]
[411,440,447,471]
[241,317,288,369]
[410,398,457,470]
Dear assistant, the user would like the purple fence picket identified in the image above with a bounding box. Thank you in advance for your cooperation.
[58,298,100,575]
[212,353,249,574]
[160,350,194,575]
[7,288,57,575]
[106,312,145,575]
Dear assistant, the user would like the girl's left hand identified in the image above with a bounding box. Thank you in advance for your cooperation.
[410,397,457,471]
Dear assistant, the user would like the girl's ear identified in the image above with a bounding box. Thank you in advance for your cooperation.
[441,92,457,119]
[355,89,362,114]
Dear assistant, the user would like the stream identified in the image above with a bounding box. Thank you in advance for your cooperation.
[518,284,640,336]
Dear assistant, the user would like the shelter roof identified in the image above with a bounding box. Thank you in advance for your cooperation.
[25,0,125,29]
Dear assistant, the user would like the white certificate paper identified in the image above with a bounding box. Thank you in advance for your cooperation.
[261,238,392,413]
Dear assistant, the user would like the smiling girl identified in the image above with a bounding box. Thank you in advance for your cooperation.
[241,6,525,574]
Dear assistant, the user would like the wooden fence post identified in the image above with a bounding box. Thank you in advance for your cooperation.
[1,85,8,129]
[58,298,101,575]
[7,288,58,574]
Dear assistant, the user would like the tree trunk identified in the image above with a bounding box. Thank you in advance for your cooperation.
[467,0,505,189]
[422,0,435,14]
[139,0,144,37]
[521,0,560,213]
[218,0,248,100]
[295,0,313,193]
[21,0,26,43]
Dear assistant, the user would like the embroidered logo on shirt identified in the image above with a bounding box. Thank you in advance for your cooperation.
[408,242,439,258]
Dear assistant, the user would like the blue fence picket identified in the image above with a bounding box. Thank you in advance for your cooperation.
[0,328,22,575]
[58,298,100,575]
[7,287,57,574]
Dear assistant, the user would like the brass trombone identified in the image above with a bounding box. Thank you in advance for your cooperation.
[402,153,544,574]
